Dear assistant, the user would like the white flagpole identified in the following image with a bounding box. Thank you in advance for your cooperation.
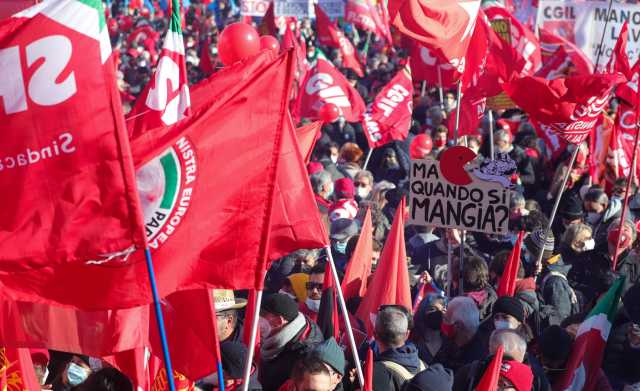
[241,290,263,391]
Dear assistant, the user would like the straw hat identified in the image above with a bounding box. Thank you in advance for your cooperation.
[214,290,247,312]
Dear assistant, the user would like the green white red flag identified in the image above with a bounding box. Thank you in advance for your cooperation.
[127,0,191,138]
[554,277,625,391]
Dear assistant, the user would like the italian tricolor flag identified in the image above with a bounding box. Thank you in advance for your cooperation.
[555,277,625,391]
[128,0,191,137]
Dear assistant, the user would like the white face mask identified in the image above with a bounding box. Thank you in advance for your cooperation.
[356,186,370,199]
[66,363,89,386]
[326,183,334,198]
[330,155,338,164]
[582,238,595,251]
[494,320,517,331]
[305,297,321,313]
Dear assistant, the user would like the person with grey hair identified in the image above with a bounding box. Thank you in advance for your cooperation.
[606,218,640,293]
[493,128,535,189]
[437,297,486,371]
[371,305,426,391]
[353,170,374,202]
[310,170,334,215]
[489,329,527,363]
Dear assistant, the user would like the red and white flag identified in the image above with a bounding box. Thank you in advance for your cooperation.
[295,58,366,122]
[446,94,486,138]
[315,4,364,77]
[362,67,413,148]
[539,28,594,77]
[388,0,482,76]
[356,198,412,336]
[409,43,457,87]
[503,74,625,144]
[607,101,640,183]
[605,21,632,80]
[345,0,392,45]
[0,0,145,269]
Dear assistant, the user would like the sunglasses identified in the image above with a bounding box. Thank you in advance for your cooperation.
[306,282,323,291]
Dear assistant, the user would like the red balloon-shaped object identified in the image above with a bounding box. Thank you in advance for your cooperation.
[260,35,280,53]
[410,134,433,159]
[319,103,340,123]
[217,23,261,66]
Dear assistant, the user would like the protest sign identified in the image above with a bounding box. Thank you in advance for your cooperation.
[241,0,271,16]
[537,1,640,69]
[275,0,313,18]
[409,153,511,235]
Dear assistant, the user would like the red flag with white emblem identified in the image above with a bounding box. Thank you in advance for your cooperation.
[605,21,632,79]
[315,5,364,77]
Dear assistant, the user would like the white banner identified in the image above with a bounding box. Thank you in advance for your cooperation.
[409,159,511,235]
[274,0,313,17]
[318,0,345,18]
[241,0,271,16]
[537,1,640,69]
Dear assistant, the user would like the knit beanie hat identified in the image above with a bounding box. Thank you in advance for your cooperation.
[334,178,355,199]
[539,325,573,362]
[262,293,299,322]
[524,229,555,260]
[309,337,346,376]
[403,364,453,391]
[500,360,534,391]
[493,296,525,323]
[220,341,248,379]
[559,195,584,220]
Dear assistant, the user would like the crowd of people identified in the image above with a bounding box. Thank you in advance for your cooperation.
[26,0,640,390]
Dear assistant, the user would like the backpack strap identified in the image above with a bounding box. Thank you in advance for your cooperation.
[379,359,426,383]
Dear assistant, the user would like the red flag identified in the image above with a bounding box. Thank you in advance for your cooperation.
[539,28,594,77]
[497,231,523,297]
[615,60,640,106]
[363,347,374,391]
[296,121,322,164]
[345,0,392,45]
[530,119,568,161]
[342,208,373,300]
[0,51,295,309]
[484,6,541,76]
[362,67,413,148]
[607,100,640,184]
[475,345,504,391]
[356,198,412,336]
[605,22,632,80]
[314,5,364,77]
[0,1,145,269]
[446,94,486,138]
[0,348,41,391]
[318,262,340,340]
[502,74,624,144]
[536,46,573,80]
[409,43,457,86]
[295,58,366,122]
[199,36,216,76]
[388,0,482,76]
[127,0,192,137]
[104,348,155,391]
[257,2,277,36]
[151,368,195,391]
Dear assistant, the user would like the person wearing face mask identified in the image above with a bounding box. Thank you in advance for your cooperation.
[605,219,640,294]
[493,129,535,189]
[316,142,344,182]
[411,294,447,365]
[353,170,374,203]
[329,219,358,270]
[310,171,335,216]
[436,297,486,372]
[259,294,324,391]
[583,187,622,245]
[374,148,406,185]
[51,354,92,391]
[299,265,325,322]
[329,178,359,222]
[431,126,448,157]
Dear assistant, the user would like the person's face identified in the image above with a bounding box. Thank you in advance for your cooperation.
[63,357,91,386]
[260,312,286,337]
[297,254,317,271]
[324,364,343,391]
[216,311,235,341]
[434,131,447,147]
[611,186,626,199]
[496,139,510,153]
[584,201,605,214]
[307,273,324,300]
[354,176,372,194]
[329,147,339,163]
[384,153,397,166]
[371,250,381,267]
[494,313,521,330]
[294,372,333,391]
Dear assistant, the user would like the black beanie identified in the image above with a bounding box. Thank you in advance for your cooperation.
[493,296,525,323]
[559,195,584,220]
[404,364,453,391]
[540,325,573,362]
[262,293,299,322]
[220,341,247,379]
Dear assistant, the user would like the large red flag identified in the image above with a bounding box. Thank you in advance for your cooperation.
[475,345,504,391]
[295,58,366,122]
[484,6,541,76]
[503,74,624,144]
[0,0,145,269]
[362,67,413,148]
[296,121,322,165]
[446,94,486,138]
[539,28,594,77]
[388,0,482,75]
[497,231,523,297]
[315,5,364,77]
[356,198,412,336]
[362,347,374,391]
[605,21,632,80]
[606,101,640,185]
[342,208,373,300]
[0,51,295,309]
[345,0,392,45]
[409,43,456,86]
[536,46,572,80]
[127,0,191,137]
[0,347,41,391]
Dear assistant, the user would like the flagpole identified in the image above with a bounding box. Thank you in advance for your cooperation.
[612,91,640,270]
[594,0,615,72]
[144,247,176,391]
[488,110,495,160]
[207,290,226,391]
[241,289,263,391]
[363,149,374,170]
[534,146,580,273]
[446,240,453,297]
[326,246,365,387]
[437,68,445,110]
[453,81,465,292]
[420,81,427,97]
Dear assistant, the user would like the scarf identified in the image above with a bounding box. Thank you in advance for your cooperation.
[261,313,307,360]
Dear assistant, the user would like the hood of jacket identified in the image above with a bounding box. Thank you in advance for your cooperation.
[375,342,422,373]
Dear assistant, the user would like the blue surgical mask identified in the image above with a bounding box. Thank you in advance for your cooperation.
[66,363,89,386]
[334,241,348,254]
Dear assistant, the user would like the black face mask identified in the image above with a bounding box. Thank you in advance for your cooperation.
[424,310,443,330]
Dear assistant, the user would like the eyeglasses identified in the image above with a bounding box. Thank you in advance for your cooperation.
[306,282,323,291]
